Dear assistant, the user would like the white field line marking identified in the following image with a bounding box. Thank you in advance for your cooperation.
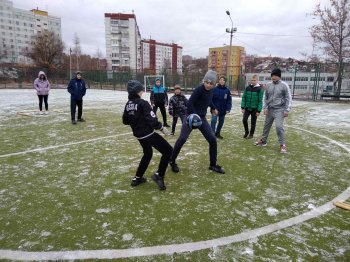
[0,132,132,159]
[0,126,349,260]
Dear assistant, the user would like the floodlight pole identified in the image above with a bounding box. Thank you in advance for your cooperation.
[226,11,236,88]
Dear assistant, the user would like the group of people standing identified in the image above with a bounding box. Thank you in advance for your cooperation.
[34,71,87,123]
[123,68,292,191]
[34,68,291,191]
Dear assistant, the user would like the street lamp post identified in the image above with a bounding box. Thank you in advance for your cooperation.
[226,10,237,88]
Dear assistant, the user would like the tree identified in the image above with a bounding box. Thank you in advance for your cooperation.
[310,0,350,95]
[28,31,64,75]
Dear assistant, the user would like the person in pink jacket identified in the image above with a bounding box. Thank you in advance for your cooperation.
[34,71,50,113]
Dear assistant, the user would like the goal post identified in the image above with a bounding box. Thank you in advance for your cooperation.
[144,75,165,92]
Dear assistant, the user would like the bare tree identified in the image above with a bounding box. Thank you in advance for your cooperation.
[310,0,350,95]
[28,31,64,75]
[73,33,82,70]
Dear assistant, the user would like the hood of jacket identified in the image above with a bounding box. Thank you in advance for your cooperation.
[38,71,46,80]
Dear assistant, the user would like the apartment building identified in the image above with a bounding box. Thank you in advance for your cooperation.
[104,12,182,74]
[0,0,61,64]
[208,45,245,85]
[104,13,141,71]
[141,39,182,74]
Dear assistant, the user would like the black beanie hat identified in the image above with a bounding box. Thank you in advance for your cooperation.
[127,80,144,95]
[271,68,281,78]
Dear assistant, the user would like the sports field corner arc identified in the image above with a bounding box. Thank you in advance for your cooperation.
[0,89,349,261]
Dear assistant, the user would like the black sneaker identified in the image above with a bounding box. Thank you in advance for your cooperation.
[152,173,166,190]
[72,120,77,125]
[209,164,225,174]
[247,134,254,139]
[243,132,249,138]
[131,177,147,187]
[215,134,223,139]
[77,118,86,122]
[169,162,179,173]
[163,123,170,127]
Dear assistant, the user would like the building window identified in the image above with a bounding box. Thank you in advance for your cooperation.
[327,76,334,82]
[295,77,308,81]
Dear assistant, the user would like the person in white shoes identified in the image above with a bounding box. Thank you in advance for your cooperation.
[254,68,292,154]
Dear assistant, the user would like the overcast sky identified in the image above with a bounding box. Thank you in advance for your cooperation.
[12,0,329,59]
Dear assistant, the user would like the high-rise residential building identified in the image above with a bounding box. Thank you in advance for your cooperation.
[208,46,246,86]
[104,12,182,74]
[0,0,61,64]
[104,13,141,71]
[141,39,182,74]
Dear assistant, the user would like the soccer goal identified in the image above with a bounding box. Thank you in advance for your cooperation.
[144,75,165,92]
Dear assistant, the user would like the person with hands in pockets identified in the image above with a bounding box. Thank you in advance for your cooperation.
[123,80,173,190]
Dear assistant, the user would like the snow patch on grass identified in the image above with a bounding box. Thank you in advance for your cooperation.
[266,207,279,216]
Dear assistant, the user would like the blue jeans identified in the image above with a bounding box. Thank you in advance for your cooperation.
[211,114,226,135]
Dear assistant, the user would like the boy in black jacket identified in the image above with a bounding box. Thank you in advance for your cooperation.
[168,85,188,135]
[123,80,173,190]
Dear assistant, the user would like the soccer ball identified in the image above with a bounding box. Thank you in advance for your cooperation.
[187,114,202,129]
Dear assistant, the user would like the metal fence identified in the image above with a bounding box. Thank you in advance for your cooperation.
[1,63,349,101]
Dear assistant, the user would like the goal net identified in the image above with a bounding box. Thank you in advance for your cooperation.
[144,75,165,92]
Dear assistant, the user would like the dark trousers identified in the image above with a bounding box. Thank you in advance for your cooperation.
[38,95,48,111]
[243,109,258,135]
[71,99,83,121]
[171,115,186,134]
[136,132,173,178]
[153,103,167,124]
[171,116,217,166]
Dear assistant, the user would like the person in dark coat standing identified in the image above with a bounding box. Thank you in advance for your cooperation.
[210,76,232,139]
[169,70,225,174]
[168,84,188,135]
[123,80,173,190]
[150,78,169,127]
[67,71,86,124]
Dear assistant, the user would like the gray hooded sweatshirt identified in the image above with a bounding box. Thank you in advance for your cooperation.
[262,80,292,112]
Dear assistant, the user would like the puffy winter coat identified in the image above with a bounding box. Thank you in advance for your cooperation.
[211,84,232,116]
[241,84,264,112]
[33,71,50,95]
[168,93,188,117]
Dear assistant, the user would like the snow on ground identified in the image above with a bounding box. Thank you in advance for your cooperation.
[1,89,349,131]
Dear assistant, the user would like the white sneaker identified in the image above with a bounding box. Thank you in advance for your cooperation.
[280,144,287,154]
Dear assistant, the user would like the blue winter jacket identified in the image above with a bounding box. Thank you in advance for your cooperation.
[67,78,86,100]
[150,85,168,106]
[211,84,232,115]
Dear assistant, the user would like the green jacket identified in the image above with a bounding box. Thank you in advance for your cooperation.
[241,84,264,112]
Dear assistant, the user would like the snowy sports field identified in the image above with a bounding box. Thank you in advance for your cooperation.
[0,89,349,261]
